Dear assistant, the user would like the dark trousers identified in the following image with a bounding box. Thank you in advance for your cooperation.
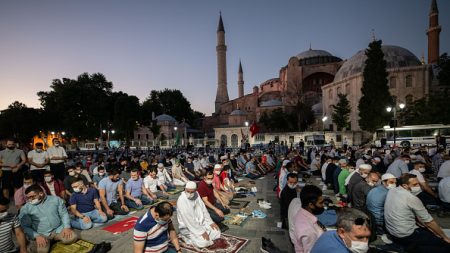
[245,173,260,180]
[50,163,66,182]
[417,191,438,207]
[207,202,230,224]
[101,202,129,220]
[30,169,45,184]
[392,227,450,253]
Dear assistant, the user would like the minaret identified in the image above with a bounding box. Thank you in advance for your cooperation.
[427,0,441,64]
[215,13,229,114]
[238,60,244,98]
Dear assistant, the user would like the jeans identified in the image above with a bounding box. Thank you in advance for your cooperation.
[207,202,230,224]
[71,209,107,230]
[125,195,153,210]
[392,227,450,253]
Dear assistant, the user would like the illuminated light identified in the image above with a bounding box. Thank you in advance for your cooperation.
[386,107,392,112]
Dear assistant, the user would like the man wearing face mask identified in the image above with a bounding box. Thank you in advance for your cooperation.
[27,142,49,183]
[0,138,26,200]
[386,154,410,179]
[351,172,379,211]
[0,198,27,253]
[409,161,438,207]
[366,173,397,235]
[127,169,154,210]
[98,169,129,220]
[19,185,77,253]
[311,208,371,253]
[177,181,220,248]
[384,174,450,252]
[69,178,107,230]
[92,166,108,189]
[133,202,182,253]
[280,173,299,229]
[46,138,67,182]
[63,166,89,198]
[292,185,325,253]
[197,170,230,226]
[42,170,66,199]
[345,164,372,204]
[14,173,39,210]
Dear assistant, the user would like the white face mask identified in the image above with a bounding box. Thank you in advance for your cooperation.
[418,168,426,173]
[44,176,52,183]
[68,171,75,176]
[361,173,368,178]
[349,240,369,253]
[186,192,198,200]
[73,187,81,193]
[0,212,8,219]
[387,184,396,190]
[410,186,422,195]
[214,170,221,176]
[205,179,213,185]
[98,172,105,176]
[404,160,410,164]
[30,199,40,205]
[288,183,297,189]
[367,182,375,187]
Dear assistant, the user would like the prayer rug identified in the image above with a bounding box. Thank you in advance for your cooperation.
[50,239,94,253]
[229,200,250,209]
[223,214,249,227]
[167,187,184,195]
[179,233,248,253]
[102,216,139,234]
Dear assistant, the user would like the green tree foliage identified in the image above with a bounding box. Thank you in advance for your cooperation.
[37,73,113,139]
[258,102,314,132]
[113,93,140,141]
[0,101,42,143]
[358,40,393,132]
[332,93,351,130]
[437,53,450,86]
[400,90,450,125]
[141,89,204,126]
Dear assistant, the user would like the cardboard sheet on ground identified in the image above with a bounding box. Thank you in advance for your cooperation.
[228,200,250,209]
[50,239,94,253]
[102,216,139,234]
[223,214,249,226]
[179,233,248,253]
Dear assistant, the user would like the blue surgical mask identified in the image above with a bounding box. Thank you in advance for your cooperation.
[156,219,167,225]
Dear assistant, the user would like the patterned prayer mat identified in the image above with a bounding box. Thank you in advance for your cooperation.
[229,200,250,209]
[223,214,249,227]
[179,233,249,253]
[102,216,139,234]
[50,239,94,253]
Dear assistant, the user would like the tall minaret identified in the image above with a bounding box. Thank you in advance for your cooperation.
[238,60,244,98]
[215,13,229,114]
[427,0,441,64]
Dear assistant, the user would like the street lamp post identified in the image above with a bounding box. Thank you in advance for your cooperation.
[173,126,178,147]
[244,121,249,149]
[321,116,328,134]
[102,129,115,149]
[386,103,405,146]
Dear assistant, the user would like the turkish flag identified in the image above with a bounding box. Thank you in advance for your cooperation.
[250,122,259,137]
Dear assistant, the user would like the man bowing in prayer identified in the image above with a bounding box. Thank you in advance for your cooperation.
[176,181,221,248]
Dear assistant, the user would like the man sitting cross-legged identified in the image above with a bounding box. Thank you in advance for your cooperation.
[177,181,221,248]
[69,178,107,230]
[98,168,129,219]
[125,169,153,210]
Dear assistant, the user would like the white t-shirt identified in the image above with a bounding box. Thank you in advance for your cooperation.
[46,146,67,164]
[27,150,49,171]
[144,176,160,193]
[409,170,425,183]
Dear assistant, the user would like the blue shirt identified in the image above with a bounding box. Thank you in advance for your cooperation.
[98,177,123,206]
[245,162,256,174]
[366,185,389,225]
[69,188,99,213]
[19,195,70,239]
[126,178,143,198]
[93,173,108,185]
[311,231,350,253]
[133,210,170,253]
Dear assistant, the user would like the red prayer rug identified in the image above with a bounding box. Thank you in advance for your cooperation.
[102,216,138,234]
[179,233,249,253]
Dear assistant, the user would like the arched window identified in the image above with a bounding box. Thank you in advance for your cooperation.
[231,134,238,147]
[345,83,350,94]
[337,87,342,95]
[390,77,397,88]
[405,94,413,105]
[220,135,227,147]
[328,89,333,99]
[405,75,413,88]
[137,134,141,140]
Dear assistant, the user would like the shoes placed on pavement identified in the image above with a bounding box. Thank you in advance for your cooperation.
[218,222,229,232]
[252,210,267,219]
[261,237,281,253]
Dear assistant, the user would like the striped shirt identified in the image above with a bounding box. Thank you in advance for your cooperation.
[0,213,21,252]
[133,211,170,253]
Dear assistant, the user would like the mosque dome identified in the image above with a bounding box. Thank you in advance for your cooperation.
[155,114,177,122]
[260,99,283,107]
[334,45,421,82]
[229,109,247,116]
[295,49,342,66]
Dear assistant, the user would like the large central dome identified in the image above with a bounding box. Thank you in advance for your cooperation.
[295,49,342,66]
[296,49,333,59]
[334,45,421,82]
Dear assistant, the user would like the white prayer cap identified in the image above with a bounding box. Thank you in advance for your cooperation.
[230,154,235,158]
[157,163,164,168]
[338,159,348,165]
[359,164,372,171]
[185,181,197,190]
[283,160,290,166]
[214,164,222,169]
[381,173,396,181]
[373,157,381,162]
[220,155,228,160]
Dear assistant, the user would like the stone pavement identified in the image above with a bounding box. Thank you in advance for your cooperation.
[76,173,295,253]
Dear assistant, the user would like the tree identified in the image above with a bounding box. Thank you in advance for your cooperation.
[113,93,140,142]
[0,101,42,143]
[258,104,314,132]
[400,90,450,125]
[437,53,450,86]
[332,93,351,130]
[358,40,393,132]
